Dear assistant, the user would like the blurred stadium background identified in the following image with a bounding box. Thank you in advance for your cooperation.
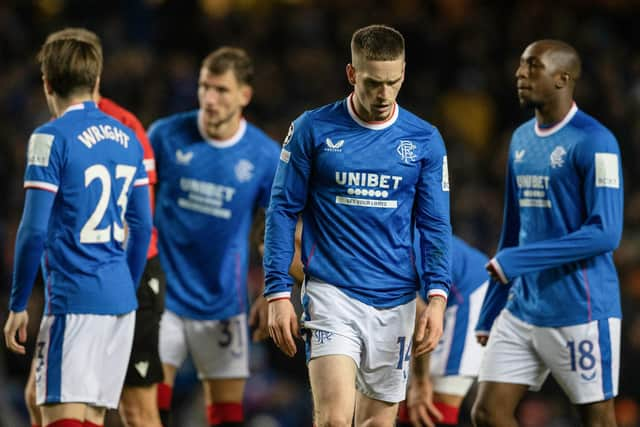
[1,0,639,426]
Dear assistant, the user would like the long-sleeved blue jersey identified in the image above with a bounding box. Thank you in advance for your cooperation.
[10,102,151,315]
[264,95,452,307]
[476,104,623,330]
[150,112,280,320]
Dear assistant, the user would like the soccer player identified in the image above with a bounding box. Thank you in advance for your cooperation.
[472,40,623,427]
[150,47,280,427]
[21,28,164,427]
[3,35,152,427]
[398,235,489,427]
[264,24,452,427]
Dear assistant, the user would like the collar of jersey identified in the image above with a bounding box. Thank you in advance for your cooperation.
[534,102,577,137]
[60,101,95,117]
[346,93,398,130]
[198,111,247,148]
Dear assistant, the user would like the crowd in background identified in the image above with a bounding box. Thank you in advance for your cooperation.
[1,0,639,426]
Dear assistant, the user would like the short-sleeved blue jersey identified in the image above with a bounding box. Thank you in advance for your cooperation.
[150,111,280,320]
[476,104,623,330]
[264,95,452,307]
[17,102,148,315]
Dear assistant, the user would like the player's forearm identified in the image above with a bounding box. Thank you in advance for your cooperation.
[263,208,298,299]
[495,222,621,281]
[475,278,510,333]
[9,190,54,311]
[125,186,153,286]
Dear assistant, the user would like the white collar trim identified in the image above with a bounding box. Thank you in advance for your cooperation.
[61,102,88,116]
[346,93,398,130]
[534,102,578,137]
[198,111,246,148]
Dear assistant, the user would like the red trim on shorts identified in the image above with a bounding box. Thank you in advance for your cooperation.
[45,420,83,427]
[207,402,243,425]
[434,401,460,425]
[397,401,409,422]
[157,383,173,410]
[267,297,290,303]
[83,421,102,427]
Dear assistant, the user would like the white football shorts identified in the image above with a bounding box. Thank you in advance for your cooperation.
[159,310,249,380]
[35,311,136,408]
[301,279,416,403]
[478,309,620,404]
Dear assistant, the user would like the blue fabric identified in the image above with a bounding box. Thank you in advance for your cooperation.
[150,112,280,319]
[9,189,54,311]
[17,102,149,315]
[477,108,623,329]
[264,98,452,308]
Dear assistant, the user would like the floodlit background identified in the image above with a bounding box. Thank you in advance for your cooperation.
[1,1,639,426]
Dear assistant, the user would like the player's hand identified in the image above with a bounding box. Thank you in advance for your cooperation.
[268,298,299,357]
[406,376,443,427]
[249,294,270,342]
[3,310,29,354]
[413,296,446,357]
[485,260,508,284]
[476,332,489,346]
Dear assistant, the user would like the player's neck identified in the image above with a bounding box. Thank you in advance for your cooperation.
[202,113,242,141]
[53,93,93,117]
[535,96,574,127]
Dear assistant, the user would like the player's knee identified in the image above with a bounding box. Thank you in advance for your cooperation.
[119,394,161,427]
[579,402,617,427]
[315,413,352,427]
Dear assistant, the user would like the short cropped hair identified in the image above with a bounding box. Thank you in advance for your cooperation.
[45,27,103,61]
[201,47,254,86]
[351,24,405,61]
[37,36,102,98]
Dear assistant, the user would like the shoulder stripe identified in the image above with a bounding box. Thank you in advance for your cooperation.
[24,181,58,193]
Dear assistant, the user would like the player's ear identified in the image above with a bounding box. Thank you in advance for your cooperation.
[346,63,356,86]
[555,72,570,89]
[239,84,252,107]
[42,75,54,95]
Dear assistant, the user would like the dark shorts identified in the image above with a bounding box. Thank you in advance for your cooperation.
[124,255,166,386]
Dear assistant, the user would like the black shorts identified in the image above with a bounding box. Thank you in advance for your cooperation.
[124,255,166,386]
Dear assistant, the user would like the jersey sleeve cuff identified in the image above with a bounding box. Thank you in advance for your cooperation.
[490,258,509,284]
[265,291,291,302]
[427,288,448,301]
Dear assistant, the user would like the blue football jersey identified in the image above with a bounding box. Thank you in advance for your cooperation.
[264,95,452,307]
[477,104,623,330]
[150,112,280,320]
[21,102,148,315]
[414,235,488,307]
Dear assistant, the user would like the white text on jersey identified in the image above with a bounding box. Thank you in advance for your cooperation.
[78,125,130,149]
[335,171,403,189]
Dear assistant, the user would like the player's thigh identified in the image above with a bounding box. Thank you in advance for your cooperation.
[534,318,620,405]
[185,313,249,381]
[354,391,398,427]
[85,405,107,425]
[41,403,88,425]
[577,398,617,427]
[203,378,246,404]
[308,355,357,424]
[158,309,189,379]
[36,312,135,409]
[357,298,416,404]
[473,381,529,422]
[477,310,549,390]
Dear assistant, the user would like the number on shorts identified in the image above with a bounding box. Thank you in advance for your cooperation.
[80,164,136,243]
[567,339,596,371]
[396,336,412,369]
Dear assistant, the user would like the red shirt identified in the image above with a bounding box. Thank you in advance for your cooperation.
[98,97,158,259]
